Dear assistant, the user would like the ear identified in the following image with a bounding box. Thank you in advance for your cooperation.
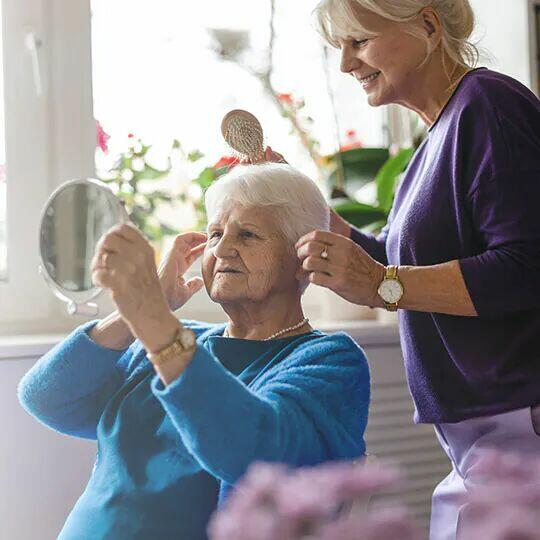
[419,7,443,52]
[295,264,310,292]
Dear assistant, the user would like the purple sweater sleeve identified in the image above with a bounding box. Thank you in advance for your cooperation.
[459,169,540,316]
[350,225,389,264]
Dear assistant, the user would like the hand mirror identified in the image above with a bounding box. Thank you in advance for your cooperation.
[38,178,130,316]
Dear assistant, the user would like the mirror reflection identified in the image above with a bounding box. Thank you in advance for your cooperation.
[40,181,123,293]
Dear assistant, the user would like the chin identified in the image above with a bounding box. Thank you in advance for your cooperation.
[209,287,243,304]
[366,90,392,107]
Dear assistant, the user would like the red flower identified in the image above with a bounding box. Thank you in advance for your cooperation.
[96,120,110,153]
[213,155,240,169]
[340,128,363,151]
[277,93,294,104]
[128,133,135,139]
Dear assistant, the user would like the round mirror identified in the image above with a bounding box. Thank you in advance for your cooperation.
[38,178,130,315]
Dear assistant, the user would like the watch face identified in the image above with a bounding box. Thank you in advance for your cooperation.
[378,279,403,304]
[180,329,196,349]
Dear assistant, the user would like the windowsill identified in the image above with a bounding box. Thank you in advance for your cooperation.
[0,319,399,360]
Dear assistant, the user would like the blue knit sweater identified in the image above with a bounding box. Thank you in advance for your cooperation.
[18,319,370,540]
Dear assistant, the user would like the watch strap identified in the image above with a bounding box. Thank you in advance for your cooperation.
[147,325,195,366]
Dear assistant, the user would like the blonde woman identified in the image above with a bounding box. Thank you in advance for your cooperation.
[266,1,540,539]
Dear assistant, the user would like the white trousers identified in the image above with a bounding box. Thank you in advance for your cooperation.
[429,404,540,540]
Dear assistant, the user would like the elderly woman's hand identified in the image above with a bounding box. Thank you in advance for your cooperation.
[296,230,385,308]
[91,223,171,327]
[157,232,207,311]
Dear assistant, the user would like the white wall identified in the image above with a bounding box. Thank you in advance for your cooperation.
[0,358,96,540]
[470,0,535,89]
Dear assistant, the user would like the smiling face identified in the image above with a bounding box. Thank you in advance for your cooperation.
[202,205,300,305]
[338,4,431,107]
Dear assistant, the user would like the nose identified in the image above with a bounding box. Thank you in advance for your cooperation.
[340,43,360,75]
[212,233,238,259]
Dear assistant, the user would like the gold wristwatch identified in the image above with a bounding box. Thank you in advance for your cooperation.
[377,265,404,312]
[146,324,196,366]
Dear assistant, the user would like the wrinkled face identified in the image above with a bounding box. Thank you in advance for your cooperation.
[202,205,300,304]
[338,5,429,107]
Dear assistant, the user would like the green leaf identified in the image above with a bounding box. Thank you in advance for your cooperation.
[332,200,387,229]
[362,219,387,234]
[132,163,170,182]
[375,147,414,212]
[188,150,205,162]
[328,147,389,191]
[196,167,217,189]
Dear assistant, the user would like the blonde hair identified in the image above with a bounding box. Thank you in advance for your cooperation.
[315,0,479,75]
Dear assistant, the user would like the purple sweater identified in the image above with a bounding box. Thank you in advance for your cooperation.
[351,68,540,423]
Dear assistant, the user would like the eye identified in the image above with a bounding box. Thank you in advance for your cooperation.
[209,231,222,239]
[241,230,256,239]
[351,38,369,48]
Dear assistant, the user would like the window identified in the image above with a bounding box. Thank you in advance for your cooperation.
[90,0,385,184]
[90,0,386,323]
[0,1,95,334]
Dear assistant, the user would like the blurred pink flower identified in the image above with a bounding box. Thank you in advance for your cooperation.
[207,460,411,540]
[459,450,540,540]
[96,120,110,153]
[318,508,421,540]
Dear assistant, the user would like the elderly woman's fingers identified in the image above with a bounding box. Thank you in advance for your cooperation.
[106,222,143,244]
[92,252,137,277]
[173,231,208,247]
[185,276,205,295]
[185,241,207,267]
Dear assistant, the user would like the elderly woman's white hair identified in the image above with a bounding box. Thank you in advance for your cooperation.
[315,0,480,75]
[204,163,330,251]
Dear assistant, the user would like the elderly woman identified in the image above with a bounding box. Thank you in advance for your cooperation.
[270,1,540,539]
[18,163,370,540]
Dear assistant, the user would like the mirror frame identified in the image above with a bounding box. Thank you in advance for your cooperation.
[38,178,130,315]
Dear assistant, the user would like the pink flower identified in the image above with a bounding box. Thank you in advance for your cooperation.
[459,450,540,540]
[208,460,407,540]
[96,120,110,153]
[277,93,294,104]
[319,508,421,540]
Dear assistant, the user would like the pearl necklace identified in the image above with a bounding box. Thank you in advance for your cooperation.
[223,317,310,341]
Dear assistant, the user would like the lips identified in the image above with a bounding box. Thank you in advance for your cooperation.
[216,268,242,274]
[357,71,381,84]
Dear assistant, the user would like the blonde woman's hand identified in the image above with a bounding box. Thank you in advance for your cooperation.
[295,229,385,308]
[156,232,208,311]
[239,146,289,165]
